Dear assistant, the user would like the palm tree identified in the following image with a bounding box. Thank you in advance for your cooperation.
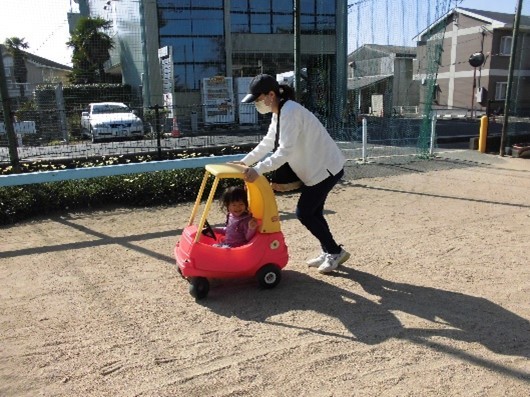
[4,37,29,98]
[67,17,114,83]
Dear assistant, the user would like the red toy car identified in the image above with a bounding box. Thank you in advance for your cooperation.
[175,163,289,299]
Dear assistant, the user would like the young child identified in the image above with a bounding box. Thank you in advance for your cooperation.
[214,186,258,248]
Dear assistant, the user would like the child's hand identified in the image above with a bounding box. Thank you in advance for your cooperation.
[248,218,258,230]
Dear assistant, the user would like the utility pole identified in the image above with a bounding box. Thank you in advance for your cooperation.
[294,0,301,102]
[0,50,21,173]
[499,0,523,156]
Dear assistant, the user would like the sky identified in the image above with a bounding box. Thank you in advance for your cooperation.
[346,0,529,52]
[0,0,527,67]
[0,0,77,66]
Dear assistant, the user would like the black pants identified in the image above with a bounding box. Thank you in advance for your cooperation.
[295,169,344,255]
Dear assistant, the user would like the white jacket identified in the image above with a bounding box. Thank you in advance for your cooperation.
[241,100,346,187]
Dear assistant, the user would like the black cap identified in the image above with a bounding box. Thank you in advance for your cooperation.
[241,74,279,103]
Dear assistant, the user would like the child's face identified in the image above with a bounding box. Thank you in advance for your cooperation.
[228,200,247,217]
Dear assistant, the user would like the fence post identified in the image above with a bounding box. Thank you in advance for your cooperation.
[55,82,68,143]
[150,104,162,160]
[0,52,21,172]
[430,113,437,155]
[362,117,367,163]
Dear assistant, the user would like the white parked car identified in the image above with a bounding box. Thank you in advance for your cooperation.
[81,102,144,143]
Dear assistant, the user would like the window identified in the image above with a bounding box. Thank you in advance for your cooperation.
[272,14,293,33]
[250,12,270,33]
[250,0,270,12]
[495,82,507,100]
[231,0,336,34]
[231,0,248,12]
[231,13,249,33]
[500,36,512,55]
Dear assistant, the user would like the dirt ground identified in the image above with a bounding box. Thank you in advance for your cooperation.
[1,150,529,397]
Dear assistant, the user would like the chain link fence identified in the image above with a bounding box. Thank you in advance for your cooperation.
[1,0,529,171]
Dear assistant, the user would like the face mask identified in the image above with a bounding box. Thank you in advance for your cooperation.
[255,99,272,114]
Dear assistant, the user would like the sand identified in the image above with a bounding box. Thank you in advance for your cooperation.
[1,150,529,396]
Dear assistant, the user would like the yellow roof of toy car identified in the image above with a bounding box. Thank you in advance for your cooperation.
[205,163,281,233]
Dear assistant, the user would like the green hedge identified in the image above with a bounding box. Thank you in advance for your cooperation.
[0,148,248,225]
[0,167,241,225]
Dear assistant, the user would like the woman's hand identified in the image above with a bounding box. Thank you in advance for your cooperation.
[243,167,259,182]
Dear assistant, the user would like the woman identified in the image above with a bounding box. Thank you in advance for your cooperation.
[235,74,350,274]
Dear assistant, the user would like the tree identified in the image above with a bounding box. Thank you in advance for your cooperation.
[4,37,29,98]
[67,17,114,84]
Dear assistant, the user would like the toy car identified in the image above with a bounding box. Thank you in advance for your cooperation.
[174,163,289,300]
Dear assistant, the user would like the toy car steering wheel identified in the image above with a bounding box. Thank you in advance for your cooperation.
[201,220,216,240]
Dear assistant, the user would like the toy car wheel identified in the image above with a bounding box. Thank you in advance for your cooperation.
[189,277,209,300]
[256,264,281,289]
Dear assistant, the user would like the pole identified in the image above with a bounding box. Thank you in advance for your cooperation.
[470,68,476,119]
[362,117,367,162]
[293,0,301,102]
[478,115,488,153]
[499,0,523,156]
[0,50,21,173]
[430,113,437,155]
[150,104,162,160]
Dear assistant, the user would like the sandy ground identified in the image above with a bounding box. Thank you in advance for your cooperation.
[1,150,529,397]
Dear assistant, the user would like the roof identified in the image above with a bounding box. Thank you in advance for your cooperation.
[347,75,392,90]
[348,44,416,59]
[459,7,530,26]
[414,7,530,41]
[0,44,72,71]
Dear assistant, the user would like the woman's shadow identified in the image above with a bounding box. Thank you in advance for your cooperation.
[203,267,530,362]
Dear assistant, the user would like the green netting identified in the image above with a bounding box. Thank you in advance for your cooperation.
[1,0,529,167]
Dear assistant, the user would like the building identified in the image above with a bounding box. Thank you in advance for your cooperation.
[414,7,530,117]
[71,0,349,126]
[347,44,418,117]
[0,44,72,104]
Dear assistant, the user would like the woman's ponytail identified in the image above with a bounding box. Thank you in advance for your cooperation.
[278,84,296,102]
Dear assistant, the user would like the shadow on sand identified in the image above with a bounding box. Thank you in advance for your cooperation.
[203,267,530,381]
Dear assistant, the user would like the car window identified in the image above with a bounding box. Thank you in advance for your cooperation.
[93,104,130,114]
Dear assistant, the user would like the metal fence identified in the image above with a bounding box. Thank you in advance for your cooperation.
[1,0,529,172]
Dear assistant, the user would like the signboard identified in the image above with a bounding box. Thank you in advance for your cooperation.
[201,76,235,125]
[159,46,174,117]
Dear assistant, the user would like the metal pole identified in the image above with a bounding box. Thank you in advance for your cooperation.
[499,0,523,156]
[294,0,301,102]
[470,68,476,119]
[150,104,162,160]
[430,113,437,155]
[362,117,367,162]
[0,50,21,173]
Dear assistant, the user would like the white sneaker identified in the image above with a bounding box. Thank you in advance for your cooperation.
[306,252,327,267]
[318,249,351,273]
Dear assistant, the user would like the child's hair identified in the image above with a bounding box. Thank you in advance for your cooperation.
[219,185,249,213]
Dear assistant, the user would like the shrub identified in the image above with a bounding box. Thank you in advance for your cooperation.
[0,147,248,225]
